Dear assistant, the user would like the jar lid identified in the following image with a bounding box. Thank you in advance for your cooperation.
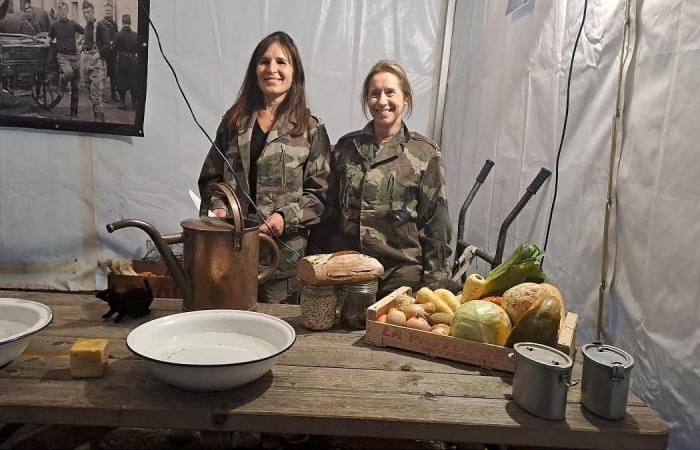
[582,343,634,370]
[514,342,573,370]
[340,279,378,290]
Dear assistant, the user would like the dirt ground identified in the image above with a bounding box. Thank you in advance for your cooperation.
[4,424,486,450]
[0,82,135,124]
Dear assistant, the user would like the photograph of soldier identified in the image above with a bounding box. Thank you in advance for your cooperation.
[99,2,118,102]
[49,1,84,118]
[19,2,41,35]
[80,0,109,122]
[26,0,49,31]
[113,13,138,110]
[0,0,147,136]
[323,60,453,298]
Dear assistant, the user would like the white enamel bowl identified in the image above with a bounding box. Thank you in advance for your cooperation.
[126,309,296,392]
[0,298,53,368]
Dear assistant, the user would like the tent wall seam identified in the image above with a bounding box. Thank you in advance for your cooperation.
[430,0,456,147]
[597,0,636,341]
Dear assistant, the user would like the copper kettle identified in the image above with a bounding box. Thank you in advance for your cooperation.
[106,183,279,311]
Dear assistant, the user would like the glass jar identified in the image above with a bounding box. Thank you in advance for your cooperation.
[299,283,338,331]
[338,280,379,329]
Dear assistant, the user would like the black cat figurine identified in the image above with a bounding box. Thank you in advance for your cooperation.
[97,279,154,323]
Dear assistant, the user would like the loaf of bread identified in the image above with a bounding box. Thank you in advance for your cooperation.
[296,251,384,286]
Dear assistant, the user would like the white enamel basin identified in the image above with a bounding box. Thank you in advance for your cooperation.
[126,309,296,392]
[0,298,53,368]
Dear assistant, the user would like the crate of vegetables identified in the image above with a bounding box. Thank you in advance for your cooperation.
[365,283,577,373]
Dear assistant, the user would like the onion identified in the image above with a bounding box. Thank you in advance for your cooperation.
[405,317,432,332]
[400,304,429,320]
[386,309,407,326]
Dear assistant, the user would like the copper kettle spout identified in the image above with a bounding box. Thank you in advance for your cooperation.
[106,219,192,304]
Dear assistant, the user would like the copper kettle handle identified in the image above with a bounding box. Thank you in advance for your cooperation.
[257,233,280,284]
[212,182,244,251]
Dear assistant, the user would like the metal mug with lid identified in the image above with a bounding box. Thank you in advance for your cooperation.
[581,342,634,419]
[511,342,576,420]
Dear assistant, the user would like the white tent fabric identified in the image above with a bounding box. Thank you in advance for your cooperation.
[0,0,448,289]
[612,0,700,446]
[442,0,698,448]
[1,0,698,447]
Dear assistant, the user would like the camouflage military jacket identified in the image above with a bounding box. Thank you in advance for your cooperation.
[198,111,332,278]
[328,121,452,283]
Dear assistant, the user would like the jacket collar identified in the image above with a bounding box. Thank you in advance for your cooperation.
[353,120,409,167]
[237,111,296,139]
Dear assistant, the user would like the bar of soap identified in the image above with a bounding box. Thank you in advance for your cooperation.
[70,339,109,378]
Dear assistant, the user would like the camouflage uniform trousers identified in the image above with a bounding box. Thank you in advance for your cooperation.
[378,265,422,299]
[81,50,107,114]
[56,53,80,113]
[258,276,300,304]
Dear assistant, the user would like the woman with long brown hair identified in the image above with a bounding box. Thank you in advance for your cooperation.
[198,31,331,304]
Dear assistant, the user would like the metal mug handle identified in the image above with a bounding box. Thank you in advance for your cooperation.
[560,374,579,387]
[257,233,280,284]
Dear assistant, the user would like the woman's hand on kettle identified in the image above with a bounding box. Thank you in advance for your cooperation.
[212,208,228,217]
[260,213,285,237]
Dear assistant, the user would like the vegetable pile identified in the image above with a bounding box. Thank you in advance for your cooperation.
[374,244,567,349]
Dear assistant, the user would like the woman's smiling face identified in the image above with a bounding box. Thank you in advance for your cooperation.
[367,71,407,129]
[256,41,294,101]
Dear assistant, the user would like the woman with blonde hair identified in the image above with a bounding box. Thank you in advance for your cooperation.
[326,59,452,297]
[199,31,332,304]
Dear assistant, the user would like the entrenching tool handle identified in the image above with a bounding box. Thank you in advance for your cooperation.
[476,159,495,183]
[213,182,244,250]
[257,233,280,284]
[527,168,552,194]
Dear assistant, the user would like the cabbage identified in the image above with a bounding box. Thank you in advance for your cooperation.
[450,300,512,346]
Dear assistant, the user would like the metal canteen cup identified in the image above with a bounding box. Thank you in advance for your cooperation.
[106,182,280,311]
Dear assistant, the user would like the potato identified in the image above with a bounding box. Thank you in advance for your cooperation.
[429,312,454,326]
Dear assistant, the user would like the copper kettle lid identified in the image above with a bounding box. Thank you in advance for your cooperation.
[181,217,238,232]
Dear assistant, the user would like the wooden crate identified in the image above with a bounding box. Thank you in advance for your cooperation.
[107,260,182,299]
[366,287,578,373]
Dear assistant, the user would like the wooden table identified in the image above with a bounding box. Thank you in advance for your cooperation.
[0,291,668,449]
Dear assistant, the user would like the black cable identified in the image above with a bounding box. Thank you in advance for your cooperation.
[543,0,588,261]
[136,0,302,261]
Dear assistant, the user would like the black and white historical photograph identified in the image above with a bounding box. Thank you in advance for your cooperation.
[0,0,148,136]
